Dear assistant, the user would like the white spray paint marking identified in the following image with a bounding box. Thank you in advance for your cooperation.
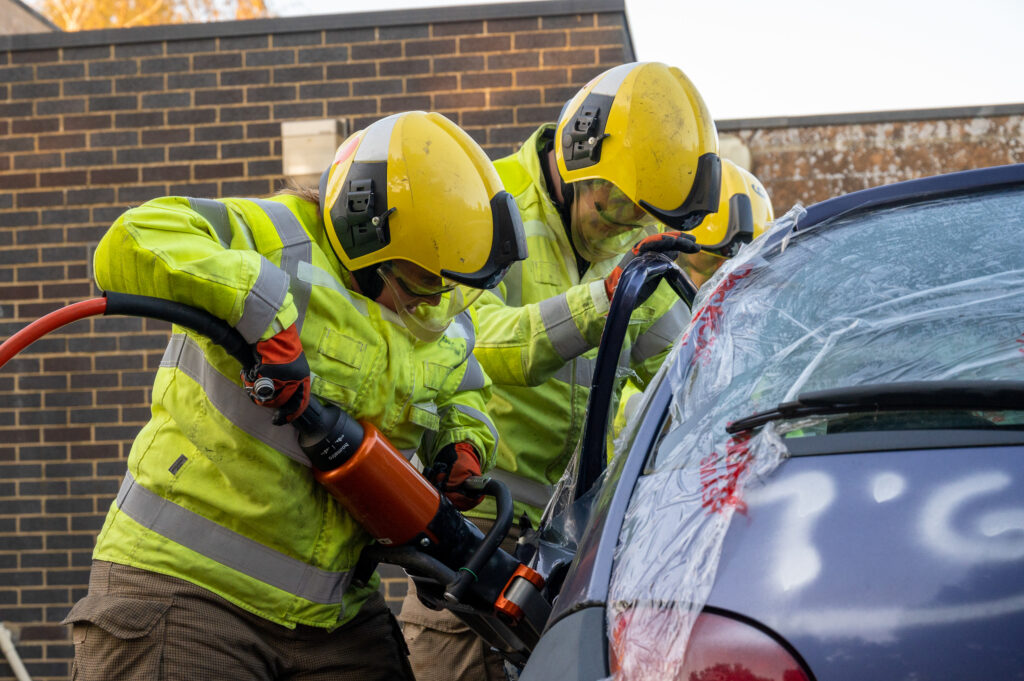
[746,471,835,591]
[920,471,1024,562]
[872,472,906,503]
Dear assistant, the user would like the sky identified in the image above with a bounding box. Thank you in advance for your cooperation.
[272,0,1024,120]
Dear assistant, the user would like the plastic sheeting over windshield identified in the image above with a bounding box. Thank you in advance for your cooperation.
[606,185,1024,680]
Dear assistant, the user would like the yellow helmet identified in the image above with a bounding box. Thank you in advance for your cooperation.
[688,159,774,257]
[320,111,526,290]
[555,62,721,232]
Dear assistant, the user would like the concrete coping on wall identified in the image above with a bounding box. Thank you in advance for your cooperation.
[0,0,630,50]
[718,102,1024,131]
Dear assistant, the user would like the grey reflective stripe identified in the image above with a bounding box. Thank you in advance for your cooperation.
[552,356,596,388]
[539,293,590,361]
[235,259,291,344]
[487,469,554,509]
[445,311,475,353]
[116,473,350,605]
[457,355,486,392]
[502,261,523,307]
[297,261,368,317]
[631,300,689,364]
[252,199,313,333]
[188,198,232,248]
[451,403,499,455]
[161,333,312,467]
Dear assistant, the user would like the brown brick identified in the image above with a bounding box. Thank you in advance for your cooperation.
[516,68,569,86]
[246,85,296,102]
[37,133,87,150]
[90,168,138,185]
[17,190,63,208]
[515,32,567,50]
[570,28,625,46]
[39,171,88,187]
[350,42,403,61]
[325,62,376,80]
[63,114,112,131]
[13,153,61,170]
[542,48,596,67]
[11,48,60,64]
[434,91,486,109]
[354,79,402,96]
[434,56,484,74]
[461,71,512,89]
[2,173,39,189]
[141,128,190,145]
[405,38,456,57]
[379,59,430,77]
[378,94,431,112]
[406,75,457,93]
[487,52,540,70]
[491,88,541,107]
[143,165,190,182]
[194,162,244,180]
[517,104,560,124]
[485,17,539,33]
[12,116,60,134]
[459,35,510,53]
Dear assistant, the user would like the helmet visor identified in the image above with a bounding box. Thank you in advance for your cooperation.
[570,178,661,262]
[379,261,483,343]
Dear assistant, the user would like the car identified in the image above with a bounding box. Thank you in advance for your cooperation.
[518,163,1024,680]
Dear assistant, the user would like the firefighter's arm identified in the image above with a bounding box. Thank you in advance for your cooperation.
[472,279,610,387]
[627,281,691,386]
[93,196,298,343]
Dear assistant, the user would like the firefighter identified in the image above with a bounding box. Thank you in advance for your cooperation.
[614,157,776,435]
[398,61,724,681]
[62,111,526,681]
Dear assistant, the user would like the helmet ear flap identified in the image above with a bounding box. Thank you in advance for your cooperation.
[352,263,384,300]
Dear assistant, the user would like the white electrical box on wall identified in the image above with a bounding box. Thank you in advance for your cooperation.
[280,118,348,188]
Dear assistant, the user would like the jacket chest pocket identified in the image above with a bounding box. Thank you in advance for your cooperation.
[531,260,563,286]
[312,328,377,409]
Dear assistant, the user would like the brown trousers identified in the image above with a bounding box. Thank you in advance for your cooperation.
[64,561,415,681]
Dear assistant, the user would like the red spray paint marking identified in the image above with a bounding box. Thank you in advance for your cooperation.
[1017,333,1024,356]
[700,431,753,516]
[688,264,753,364]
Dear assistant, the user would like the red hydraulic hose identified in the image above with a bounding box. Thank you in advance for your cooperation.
[0,297,107,371]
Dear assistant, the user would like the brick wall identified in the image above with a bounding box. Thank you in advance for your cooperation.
[722,106,1024,213]
[0,2,634,678]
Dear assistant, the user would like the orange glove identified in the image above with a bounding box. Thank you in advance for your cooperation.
[604,231,700,303]
[242,323,310,425]
[429,442,483,511]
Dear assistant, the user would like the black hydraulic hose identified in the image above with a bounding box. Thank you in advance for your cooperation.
[444,477,513,604]
[104,292,254,369]
[575,253,693,500]
[363,545,459,587]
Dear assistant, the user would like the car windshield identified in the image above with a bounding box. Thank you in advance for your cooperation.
[606,180,1024,679]
[649,184,1024,469]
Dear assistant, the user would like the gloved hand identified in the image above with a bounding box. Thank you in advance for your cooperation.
[242,323,311,425]
[428,442,483,511]
[604,231,700,303]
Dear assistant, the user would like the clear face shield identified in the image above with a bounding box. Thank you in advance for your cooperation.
[569,178,663,263]
[378,261,484,343]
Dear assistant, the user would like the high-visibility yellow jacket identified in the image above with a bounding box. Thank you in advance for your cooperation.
[469,125,690,525]
[90,194,498,630]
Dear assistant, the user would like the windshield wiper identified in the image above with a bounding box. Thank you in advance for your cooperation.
[726,380,1024,434]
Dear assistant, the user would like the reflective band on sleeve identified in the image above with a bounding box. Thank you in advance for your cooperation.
[297,262,368,317]
[451,403,499,454]
[188,198,232,248]
[539,293,590,361]
[457,356,486,392]
[486,469,554,509]
[552,356,596,388]
[115,473,350,605]
[160,333,312,467]
[252,199,313,333]
[631,300,688,364]
[444,311,475,353]
[235,259,291,344]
